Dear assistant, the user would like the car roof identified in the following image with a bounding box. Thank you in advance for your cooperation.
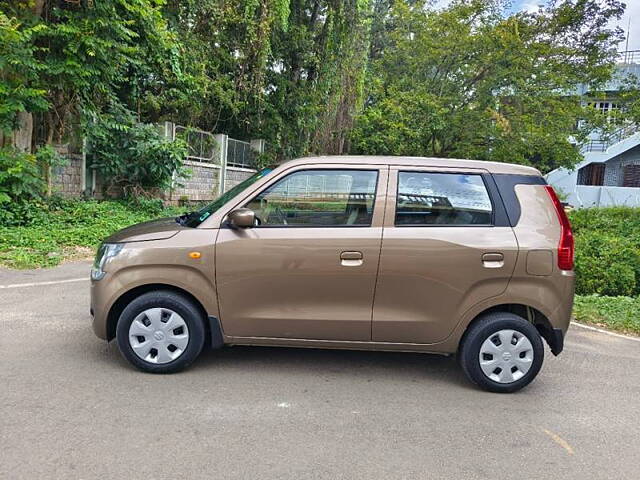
[279,155,541,176]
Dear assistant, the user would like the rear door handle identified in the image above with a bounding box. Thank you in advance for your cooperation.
[482,252,504,268]
[341,251,363,266]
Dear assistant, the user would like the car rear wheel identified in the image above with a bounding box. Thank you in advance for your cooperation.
[116,291,205,373]
[459,312,544,393]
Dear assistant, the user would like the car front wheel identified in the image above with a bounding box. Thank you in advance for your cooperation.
[116,290,205,373]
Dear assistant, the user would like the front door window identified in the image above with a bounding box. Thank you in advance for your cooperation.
[244,169,378,227]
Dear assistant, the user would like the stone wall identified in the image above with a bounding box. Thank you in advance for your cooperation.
[604,144,640,186]
[52,153,84,197]
[50,153,256,202]
[170,161,222,202]
[225,167,256,190]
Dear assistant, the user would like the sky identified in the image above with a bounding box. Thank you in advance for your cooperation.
[436,0,640,51]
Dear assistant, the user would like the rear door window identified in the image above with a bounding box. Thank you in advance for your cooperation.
[395,172,493,226]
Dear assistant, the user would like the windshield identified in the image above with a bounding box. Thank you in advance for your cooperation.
[183,168,273,227]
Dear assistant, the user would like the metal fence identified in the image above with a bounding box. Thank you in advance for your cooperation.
[227,138,256,169]
[617,50,640,65]
[173,125,220,164]
[168,123,260,169]
[582,124,640,153]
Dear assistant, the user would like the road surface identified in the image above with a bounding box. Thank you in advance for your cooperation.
[1,261,639,479]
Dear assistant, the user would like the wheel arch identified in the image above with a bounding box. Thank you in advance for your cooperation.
[458,303,561,355]
[106,283,213,344]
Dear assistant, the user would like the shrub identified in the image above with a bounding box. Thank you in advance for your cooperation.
[87,111,189,197]
[569,207,640,297]
[0,147,45,204]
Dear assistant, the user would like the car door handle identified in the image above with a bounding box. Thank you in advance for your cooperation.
[482,252,504,268]
[341,251,363,266]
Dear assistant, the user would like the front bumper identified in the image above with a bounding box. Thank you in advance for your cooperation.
[90,278,110,340]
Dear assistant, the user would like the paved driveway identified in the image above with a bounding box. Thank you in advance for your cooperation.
[1,261,639,479]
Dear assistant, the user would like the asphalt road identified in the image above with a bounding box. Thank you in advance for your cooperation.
[1,261,639,480]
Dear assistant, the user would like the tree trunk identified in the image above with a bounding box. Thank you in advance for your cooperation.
[13,112,34,153]
[45,117,55,196]
[33,0,46,17]
[5,0,47,152]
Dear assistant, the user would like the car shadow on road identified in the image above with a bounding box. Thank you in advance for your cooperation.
[191,344,474,390]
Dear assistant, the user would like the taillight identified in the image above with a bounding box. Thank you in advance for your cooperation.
[544,185,574,270]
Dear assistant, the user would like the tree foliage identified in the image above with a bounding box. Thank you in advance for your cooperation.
[350,0,627,172]
[0,0,636,175]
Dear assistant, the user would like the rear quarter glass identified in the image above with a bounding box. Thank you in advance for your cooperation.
[491,174,547,227]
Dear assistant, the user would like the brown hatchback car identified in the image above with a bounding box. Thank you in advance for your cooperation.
[91,156,575,393]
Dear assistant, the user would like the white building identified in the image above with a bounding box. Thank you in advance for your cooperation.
[546,50,640,207]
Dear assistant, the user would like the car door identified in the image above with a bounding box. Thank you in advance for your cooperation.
[215,165,388,341]
[372,166,518,344]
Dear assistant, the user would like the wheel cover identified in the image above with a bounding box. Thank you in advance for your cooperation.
[478,329,534,384]
[128,308,190,364]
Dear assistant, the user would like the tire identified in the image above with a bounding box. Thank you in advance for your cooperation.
[458,312,544,393]
[116,290,206,373]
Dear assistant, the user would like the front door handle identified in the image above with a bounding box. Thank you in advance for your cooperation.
[482,252,504,268]
[341,251,363,267]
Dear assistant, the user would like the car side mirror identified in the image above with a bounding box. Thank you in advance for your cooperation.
[227,208,256,229]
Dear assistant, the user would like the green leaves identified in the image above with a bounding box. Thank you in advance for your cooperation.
[569,207,640,297]
[350,0,628,172]
[0,147,46,203]
[0,11,49,133]
[86,108,188,196]
[573,295,640,335]
[0,197,182,268]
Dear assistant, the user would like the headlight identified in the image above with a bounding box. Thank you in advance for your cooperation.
[91,243,124,281]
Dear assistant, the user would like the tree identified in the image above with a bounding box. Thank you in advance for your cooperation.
[350,0,627,172]
[162,0,373,158]
[0,9,48,151]
[0,0,184,146]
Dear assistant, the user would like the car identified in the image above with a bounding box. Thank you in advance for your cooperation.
[90,155,575,393]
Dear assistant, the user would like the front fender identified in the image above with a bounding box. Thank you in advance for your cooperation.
[91,230,218,340]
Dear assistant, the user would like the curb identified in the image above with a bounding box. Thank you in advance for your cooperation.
[571,321,640,342]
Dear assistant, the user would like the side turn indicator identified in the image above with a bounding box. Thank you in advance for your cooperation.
[188,251,202,259]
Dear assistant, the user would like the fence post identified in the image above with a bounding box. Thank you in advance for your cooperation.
[250,139,265,155]
[162,122,177,201]
[163,121,175,140]
[214,133,228,194]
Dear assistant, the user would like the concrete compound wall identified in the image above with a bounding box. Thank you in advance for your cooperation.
[170,161,222,202]
[51,154,257,203]
[168,163,256,203]
[225,167,257,190]
[51,153,84,197]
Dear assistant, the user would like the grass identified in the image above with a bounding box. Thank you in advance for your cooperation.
[573,295,640,336]
[0,198,182,269]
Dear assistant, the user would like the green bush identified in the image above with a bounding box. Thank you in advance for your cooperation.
[0,147,45,204]
[569,207,640,297]
[87,110,189,197]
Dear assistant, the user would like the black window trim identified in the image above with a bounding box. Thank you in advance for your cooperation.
[392,170,503,228]
[229,167,381,229]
